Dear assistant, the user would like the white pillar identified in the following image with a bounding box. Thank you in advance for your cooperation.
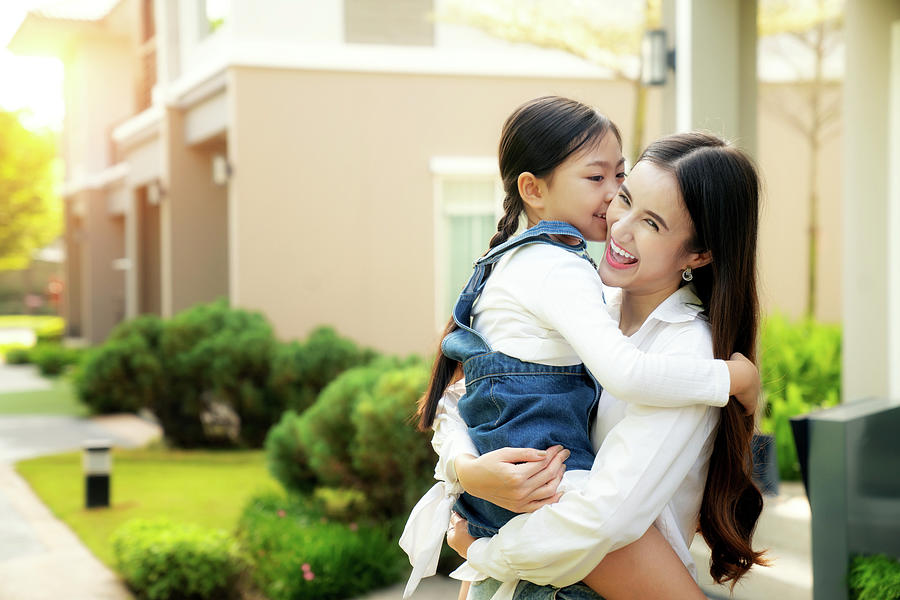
[673,0,757,156]
[843,0,900,403]
[888,21,900,403]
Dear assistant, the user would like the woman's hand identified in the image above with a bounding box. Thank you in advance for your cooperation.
[455,445,570,513]
[447,512,477,559]
[726,352,760,416]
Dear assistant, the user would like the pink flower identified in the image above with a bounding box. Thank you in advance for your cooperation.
[303,571,315,581]
[348,522,358,531]
[301,563,311,573]
[277,510,286,518]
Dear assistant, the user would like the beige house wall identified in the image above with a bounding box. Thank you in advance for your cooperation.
[228,67,656,355]
[160,109,229,316]
[62,201,84,338]
[76,189,126,343]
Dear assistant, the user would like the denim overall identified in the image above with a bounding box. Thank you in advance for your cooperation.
[443,221,601,538]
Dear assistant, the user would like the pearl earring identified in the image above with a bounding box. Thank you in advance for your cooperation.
[682,267,693,282]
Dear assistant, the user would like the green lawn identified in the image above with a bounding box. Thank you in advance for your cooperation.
[16,448,282,567]
[0,378,88,416]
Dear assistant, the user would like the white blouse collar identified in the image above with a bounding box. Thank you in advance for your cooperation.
[602,283,705,326]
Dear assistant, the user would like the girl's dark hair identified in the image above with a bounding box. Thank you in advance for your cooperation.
[638,132,767,586]
[417,96,621,429]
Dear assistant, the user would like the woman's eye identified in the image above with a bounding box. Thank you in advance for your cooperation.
[618,194,631,206]
[645,219,659,231]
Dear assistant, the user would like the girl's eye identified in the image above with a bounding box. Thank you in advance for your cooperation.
[616,172,626,179]
[644,219,659,231]
[588,175,604,182]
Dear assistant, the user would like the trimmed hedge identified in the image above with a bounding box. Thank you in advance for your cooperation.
[849,554,900,600]
[265,359,434,519]
[75,315,165,414]
[74,300,376,448]
[760,314,841,480]
[112,518,245,600]
[238,492,406,600]
[268,327,379,415]
[30,343,81,376]
[4,346,31,364]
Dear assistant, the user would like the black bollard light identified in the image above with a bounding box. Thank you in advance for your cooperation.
[83,440,111,508]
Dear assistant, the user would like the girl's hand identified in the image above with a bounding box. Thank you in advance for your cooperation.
[447,512,477,559]
[455,445,569,513]
[726,352,760,416]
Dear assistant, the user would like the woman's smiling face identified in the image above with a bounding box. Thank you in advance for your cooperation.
[598,160,707,297]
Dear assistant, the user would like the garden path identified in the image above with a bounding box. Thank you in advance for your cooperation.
[0,364,158,599]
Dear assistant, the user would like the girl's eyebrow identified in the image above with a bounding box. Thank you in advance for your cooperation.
[587,157,626,168]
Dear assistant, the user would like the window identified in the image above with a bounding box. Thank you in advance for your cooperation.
[432,158,503,329]
[204,0,228,35]
[344,0,434,46]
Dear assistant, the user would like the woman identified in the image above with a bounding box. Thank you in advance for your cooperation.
[441,132,766,599]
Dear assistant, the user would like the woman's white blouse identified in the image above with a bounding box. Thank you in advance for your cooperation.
[446,284,721,591]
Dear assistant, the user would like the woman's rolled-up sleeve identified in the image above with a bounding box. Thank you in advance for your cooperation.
[432,379,478,483]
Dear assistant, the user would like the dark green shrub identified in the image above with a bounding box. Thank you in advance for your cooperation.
[112,518,244,600]
[351,364,435,517]
[268,327,378,414]
[157,299,278,447]
[760,314,841,480]
[264,410,317,494]
[238,492,406,600]
[265,357,431,516]
[296,363,386,489]
[74,315,165,414]
[30,343,81,377]
[4,347,31,364]
[849,554,900,600]
[265,364,384,493]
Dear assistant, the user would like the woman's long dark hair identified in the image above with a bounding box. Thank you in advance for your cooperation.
[638,132,767,586]
[416,96,621,429]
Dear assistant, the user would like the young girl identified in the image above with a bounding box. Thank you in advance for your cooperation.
[399,97,758,597]
[446,132,766,600]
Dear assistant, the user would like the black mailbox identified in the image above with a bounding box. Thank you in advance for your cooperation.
[791,398,900,600]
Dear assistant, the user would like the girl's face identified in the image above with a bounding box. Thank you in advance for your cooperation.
[526,132,625,242]
[598,160,709,298]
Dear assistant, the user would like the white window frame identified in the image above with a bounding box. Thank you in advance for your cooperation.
[431,157,504,333]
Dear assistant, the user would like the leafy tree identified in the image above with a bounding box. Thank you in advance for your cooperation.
[437,0,660,164]
[759,0,843,318]
[0,110,61,271]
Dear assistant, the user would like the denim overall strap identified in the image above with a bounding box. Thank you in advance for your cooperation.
[448,221,595,350]
[477,220,589,268]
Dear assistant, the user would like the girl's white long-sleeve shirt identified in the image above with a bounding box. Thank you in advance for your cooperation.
[468,243,730,406]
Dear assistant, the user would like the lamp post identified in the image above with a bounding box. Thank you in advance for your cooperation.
[83,440,111,508]
[641,29,675,87]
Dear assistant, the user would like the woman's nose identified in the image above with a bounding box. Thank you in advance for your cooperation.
[610,216,634,241]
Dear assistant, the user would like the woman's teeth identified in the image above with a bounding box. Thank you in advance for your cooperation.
[610,239,636,260]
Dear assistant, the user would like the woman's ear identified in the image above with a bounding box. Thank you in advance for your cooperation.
[518,172,545,214]
[687,250,712,270]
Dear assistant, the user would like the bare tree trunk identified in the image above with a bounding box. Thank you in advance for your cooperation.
[631,79,647,165]
[805,5,826,318]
